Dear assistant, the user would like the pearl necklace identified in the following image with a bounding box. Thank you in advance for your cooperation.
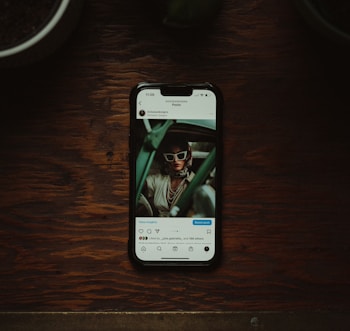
[167,177,186,207]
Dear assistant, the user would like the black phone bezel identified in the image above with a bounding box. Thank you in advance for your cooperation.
[128,82,223,268]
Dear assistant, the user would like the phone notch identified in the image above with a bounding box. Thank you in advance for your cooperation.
[160,85,193,96]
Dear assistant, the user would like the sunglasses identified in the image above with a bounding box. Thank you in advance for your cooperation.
[163,150,188,162]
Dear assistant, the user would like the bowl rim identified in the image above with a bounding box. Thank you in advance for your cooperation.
[0,0,70,58]
[295,0,350,44]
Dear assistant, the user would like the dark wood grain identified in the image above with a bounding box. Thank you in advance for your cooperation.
[0,0,350,314]
[1,312,350,331]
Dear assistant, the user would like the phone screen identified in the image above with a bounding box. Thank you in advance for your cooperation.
[129,83,221,266]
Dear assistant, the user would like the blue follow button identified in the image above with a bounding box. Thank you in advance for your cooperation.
[193,219,212,226]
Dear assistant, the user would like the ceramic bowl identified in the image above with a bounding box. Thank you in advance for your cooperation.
[0,0,84,67]
[295,0,350,45]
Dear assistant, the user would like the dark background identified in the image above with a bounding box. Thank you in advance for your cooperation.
[0,0,350,313]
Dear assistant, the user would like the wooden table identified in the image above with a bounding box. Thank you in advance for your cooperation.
[1,0,349,329]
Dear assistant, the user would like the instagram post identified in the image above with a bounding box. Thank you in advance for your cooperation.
[135,118,217,218]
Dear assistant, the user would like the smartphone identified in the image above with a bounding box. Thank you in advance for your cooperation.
[129,82,223,267]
